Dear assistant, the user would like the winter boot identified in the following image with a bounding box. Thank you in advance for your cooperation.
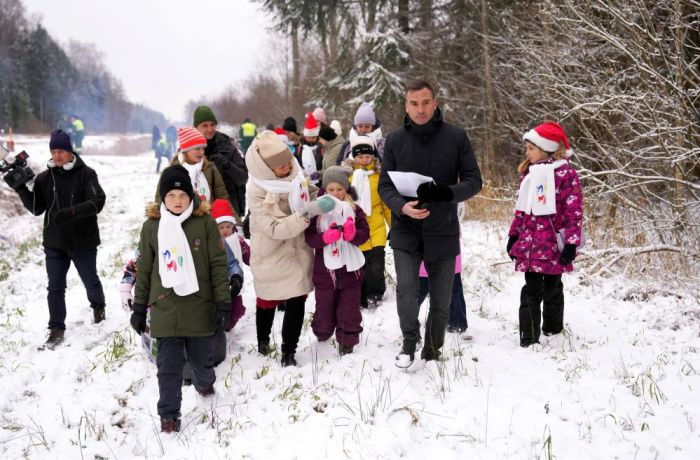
[339,344,354,356]
[182,378,192,386]
[160,418,181,433]
[368,295,383,309]
[280,353,297,367]
[395,343,415,369]
[92,305,106,324]
[447,324,467,334]
[258,340,271,356]
[196,385,215,397]
[44,328,65,349]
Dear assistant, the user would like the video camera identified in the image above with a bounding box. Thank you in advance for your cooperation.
[0,147,35,190]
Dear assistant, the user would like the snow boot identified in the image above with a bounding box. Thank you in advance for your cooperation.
[339,344,354,356]
[195,385,215,397]
[258,340,271,356]
[160,418,181,433]
[43,328,65,350]
[280,353,297,367]
[367,295,382,309]
[92,305,106,324]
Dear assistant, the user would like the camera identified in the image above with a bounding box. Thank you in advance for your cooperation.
[0,150,35,190]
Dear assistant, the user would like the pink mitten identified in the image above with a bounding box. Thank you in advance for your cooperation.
[342,217,356,241]
[322,224,342,245]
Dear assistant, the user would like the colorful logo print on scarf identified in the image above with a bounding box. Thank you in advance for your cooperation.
[536,183,547,204]
[198,185,207,201]
[162,247,184,272]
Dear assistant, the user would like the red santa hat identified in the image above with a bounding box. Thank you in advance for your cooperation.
[210,198,236,224]
[523,122,573,158]
[273,127,290,144]
[303,112,320,137]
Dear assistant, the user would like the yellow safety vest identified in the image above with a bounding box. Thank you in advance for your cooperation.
[241,122,256,138]
[72,119,84,132]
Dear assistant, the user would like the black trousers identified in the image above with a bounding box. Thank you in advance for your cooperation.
[519,272,564,345]
[44,247,105,330]
[256,295,306,354]
[361,247,386,306]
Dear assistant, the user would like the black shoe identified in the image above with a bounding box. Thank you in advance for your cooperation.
[280,353,297,367]
[44,328,65,349]
[447,324,467,333]
[543,329,562,337]
[182,378,192,386]
[258,340,271,356]
[93,306,106,324]
[367,296,382,308]
[160,418,181,433]
[395,351,415,368]
[520,339,539,348]
[421,348,442,362]
[339,344,354,356]
[196,385,215,397]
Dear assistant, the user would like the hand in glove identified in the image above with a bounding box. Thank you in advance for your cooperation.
[309,171,320,181]
[416,182,454,204]
[559,244,577,265]
[230,275,243,298]
[53,207,77,225]
[301,195,336,218]
[130,303,148,335]
[506,235,518,261]
[119,283,134,311]
[342,217,356,242]
[322,223,342,245]
[215,302,232,333]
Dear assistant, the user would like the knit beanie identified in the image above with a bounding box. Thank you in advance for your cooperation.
[193,105,218,127]
[211,198,236,224]
[49,129,74,154]
[350,135,376,157]
[255,130,293,170]
[312,107,327,125]
[282,117,298,134]
[523,122,573,157]
[177,127,207,152]
[322,166,352,190]
[319,126,338,142]
[353,102,376,126]
[303,113,320,137]
[159,165,195,202]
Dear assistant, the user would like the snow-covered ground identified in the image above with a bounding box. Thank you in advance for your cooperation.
[0,138,699,459]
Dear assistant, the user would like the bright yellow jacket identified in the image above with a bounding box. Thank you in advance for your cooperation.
[349,159,391,251]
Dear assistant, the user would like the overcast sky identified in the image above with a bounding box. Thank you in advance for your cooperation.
[22,0,272,122]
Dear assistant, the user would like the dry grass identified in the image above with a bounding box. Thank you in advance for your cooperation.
[464,184,514,224]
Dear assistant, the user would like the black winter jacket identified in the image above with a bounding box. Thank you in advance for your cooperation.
[205,131,248,188]
[17,155,106,252]
[378,108,482,262]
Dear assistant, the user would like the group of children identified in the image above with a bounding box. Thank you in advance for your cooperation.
[120,116,584,433]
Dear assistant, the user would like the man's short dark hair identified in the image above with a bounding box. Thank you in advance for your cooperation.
[404,79,435,98]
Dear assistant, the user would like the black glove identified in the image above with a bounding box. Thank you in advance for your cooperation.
[506,235,518,260]
[130,303,148,335]
[417,182,454,204]
[52,207,77,225]
[230,275,243,298]
[560,244,577,265]
[215,302,231,333]
[211,153,231,170]
[242,211,251,239]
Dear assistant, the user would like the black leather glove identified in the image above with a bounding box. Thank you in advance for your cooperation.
[211,153,231,170]
[130,303,148,335]
[560,244,577,265]
[417,182,454,204]
[215,302,231,333]
[506,235,518,260]
[52,207,77,225]
[242,211,251,239]
[230,275,243,298]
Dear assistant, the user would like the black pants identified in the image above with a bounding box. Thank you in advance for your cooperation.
[256,295,306,354]
[519,272,564,345]
[417,273,468,330]
[156,336,215,420]
[361,247,386,306]
[45,247,105,330]
[182,327,226,381]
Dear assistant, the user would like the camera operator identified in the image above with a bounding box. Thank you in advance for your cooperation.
[11,129,107,348]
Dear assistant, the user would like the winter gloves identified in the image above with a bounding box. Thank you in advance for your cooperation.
[301,195,336,219]
[130,303,148,335]
[417,182,454,204]
[215,302,232,333]
[322,224,343,245]
[506,235,518,260]
[322,217,357,245]
[230,275,243,298]
[52,207,77,225]
[559,244,577,265]
[342,217,356,241]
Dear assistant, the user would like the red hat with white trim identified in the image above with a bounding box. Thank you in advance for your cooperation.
[273,127,290,144]
[210,198,236,224]
[303,112,320,137]
[523,122,573,158]
[178,127,207,152]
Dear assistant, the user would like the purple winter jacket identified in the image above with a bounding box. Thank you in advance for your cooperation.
[508,159,584,275]
[305,206,371,289]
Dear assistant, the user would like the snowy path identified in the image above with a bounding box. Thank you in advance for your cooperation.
[0,146,699,459]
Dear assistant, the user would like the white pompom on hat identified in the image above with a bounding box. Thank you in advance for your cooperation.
[523,122,573,157]
[303,112,320,137]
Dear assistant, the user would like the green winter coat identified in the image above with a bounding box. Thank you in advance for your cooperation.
[134,200,231,338]
[154,155,229,203]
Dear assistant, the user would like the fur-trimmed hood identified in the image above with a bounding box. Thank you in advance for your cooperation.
[145,198,211,219]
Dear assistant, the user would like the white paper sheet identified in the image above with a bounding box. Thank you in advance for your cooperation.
[387,171,434,197]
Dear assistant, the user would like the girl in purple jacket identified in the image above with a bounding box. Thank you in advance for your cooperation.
[506,122,584,347]
[305,166,370,355]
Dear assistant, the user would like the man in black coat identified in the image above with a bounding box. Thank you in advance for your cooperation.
[13,129,107,348]
[193,105,248,216]
[379,80,482,367]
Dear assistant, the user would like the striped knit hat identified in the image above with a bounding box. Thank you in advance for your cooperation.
[178,127,207,152]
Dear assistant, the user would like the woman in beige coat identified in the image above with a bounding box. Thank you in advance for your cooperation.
[246,130,335,366]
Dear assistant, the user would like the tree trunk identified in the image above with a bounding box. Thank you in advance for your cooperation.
[481,0,496,176]
[291,25,301,116]
[398,0,410,34]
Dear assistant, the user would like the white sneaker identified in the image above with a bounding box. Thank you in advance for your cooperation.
[394,352,415,369]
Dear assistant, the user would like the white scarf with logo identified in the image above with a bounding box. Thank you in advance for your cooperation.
[515,160,566,216]
[249,165,311,213]
[179,154,211,201]
[318,196,365,272]
[301,145,319,184]
[225,234,243,265]
[157,202,199,296]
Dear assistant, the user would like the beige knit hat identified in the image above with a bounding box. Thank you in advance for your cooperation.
[255,130,293,170]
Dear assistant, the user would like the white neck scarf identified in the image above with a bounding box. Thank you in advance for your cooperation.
[225,234,243,265]
[301,145,319,184]
[157,202,199,296]
[318,196,365,272]
[249,167,311,213]
[515,160,566,216]
[179,154,210,201]
[351,169,374,216]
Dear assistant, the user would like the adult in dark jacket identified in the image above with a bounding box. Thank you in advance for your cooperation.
[13,129,107,348]
[378,80,482,367]
[193,106,248,216]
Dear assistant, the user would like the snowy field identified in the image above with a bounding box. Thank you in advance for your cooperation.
[0,137,699,459]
